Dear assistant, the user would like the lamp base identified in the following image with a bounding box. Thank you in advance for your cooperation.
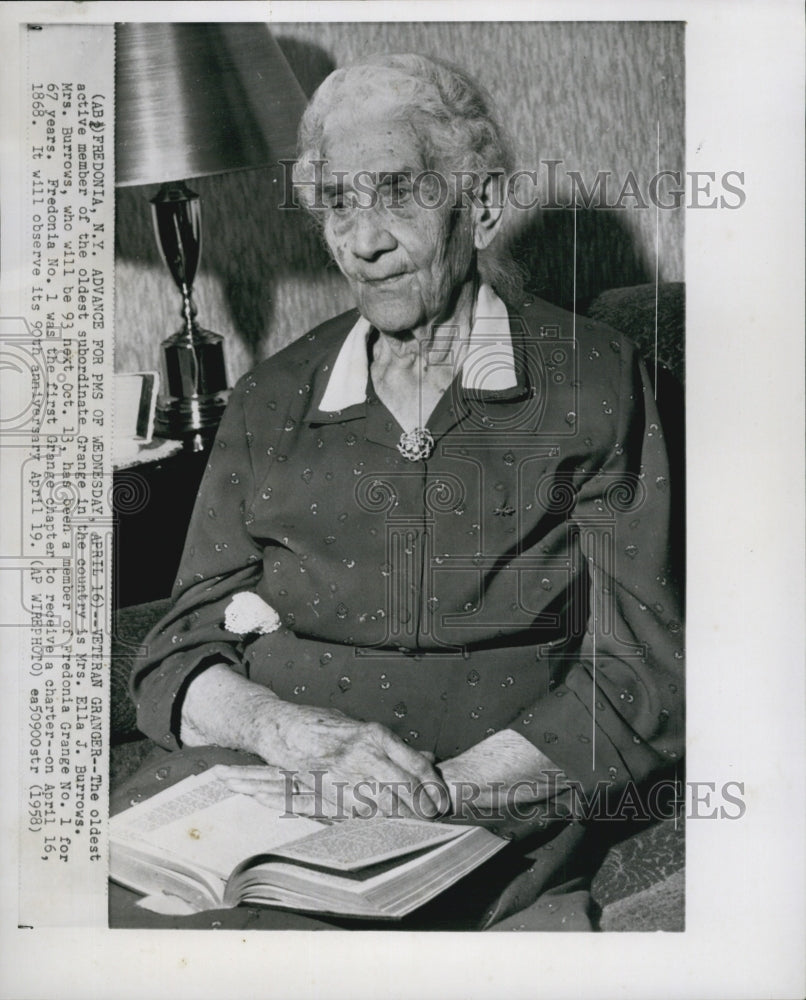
[155,389,230,450]
[155,320,230,449]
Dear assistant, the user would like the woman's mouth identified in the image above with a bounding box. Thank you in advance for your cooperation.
[363,272,409,287]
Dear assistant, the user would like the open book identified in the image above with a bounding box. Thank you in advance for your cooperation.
[110,765,506,919]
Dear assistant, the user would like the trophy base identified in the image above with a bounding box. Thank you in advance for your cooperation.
[155,390,230,450]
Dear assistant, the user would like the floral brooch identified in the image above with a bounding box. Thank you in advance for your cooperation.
[397,427,435,462]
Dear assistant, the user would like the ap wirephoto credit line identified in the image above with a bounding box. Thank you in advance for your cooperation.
[9,21,115,928]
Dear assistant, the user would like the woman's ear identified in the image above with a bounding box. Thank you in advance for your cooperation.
[472,173,506,250]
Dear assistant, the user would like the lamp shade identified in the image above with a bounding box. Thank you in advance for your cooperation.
[115,22,308,187]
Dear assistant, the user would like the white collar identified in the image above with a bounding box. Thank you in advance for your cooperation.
[318,283,517,413]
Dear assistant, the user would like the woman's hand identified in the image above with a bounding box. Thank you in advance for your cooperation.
[180,664,448,820]
[255,701,449,819]
[437,730,567,819]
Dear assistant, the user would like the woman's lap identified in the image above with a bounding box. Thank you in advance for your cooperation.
[109,745,599,931]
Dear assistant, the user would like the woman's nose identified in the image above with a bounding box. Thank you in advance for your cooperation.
[348,207,397,261]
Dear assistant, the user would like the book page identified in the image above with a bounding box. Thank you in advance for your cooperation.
[273,818,468,872]
[238,827,505,918]
[112,767,322,879]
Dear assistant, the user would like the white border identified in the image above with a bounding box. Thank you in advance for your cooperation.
[1,2,804,998]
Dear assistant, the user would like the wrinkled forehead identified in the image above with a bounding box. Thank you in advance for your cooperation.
[320,103,427,181]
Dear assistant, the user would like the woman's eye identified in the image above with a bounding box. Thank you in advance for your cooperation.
[320,189,351,214]
[381,180,412,208]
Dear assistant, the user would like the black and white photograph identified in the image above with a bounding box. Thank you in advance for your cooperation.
[109,18,687,933]
[0,2,803,998]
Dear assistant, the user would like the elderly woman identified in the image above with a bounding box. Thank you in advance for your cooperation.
[130,54,683,931]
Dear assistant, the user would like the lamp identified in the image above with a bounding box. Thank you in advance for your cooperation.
[115,22,307,449]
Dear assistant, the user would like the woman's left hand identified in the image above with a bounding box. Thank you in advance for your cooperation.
[437,730,566,816]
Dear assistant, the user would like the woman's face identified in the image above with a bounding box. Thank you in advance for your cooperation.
[318,109,476,336]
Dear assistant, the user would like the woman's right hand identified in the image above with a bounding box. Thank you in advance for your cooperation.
[180,664,448,820]
[255,701,449,819]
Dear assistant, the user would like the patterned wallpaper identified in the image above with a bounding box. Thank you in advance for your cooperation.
[115,21,684,381]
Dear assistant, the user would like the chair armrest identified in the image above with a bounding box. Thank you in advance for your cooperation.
[111,598,172,744]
